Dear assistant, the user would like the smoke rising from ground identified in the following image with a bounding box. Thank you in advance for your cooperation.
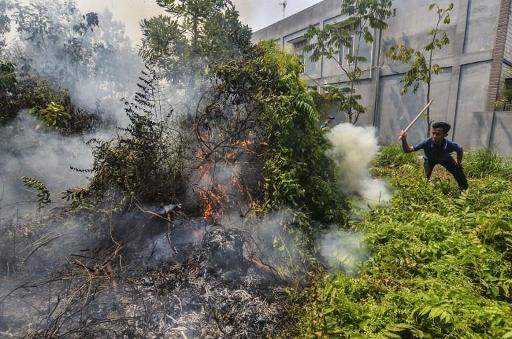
[0,1,147,220]
[0,112,93,219]
[326,123,391,206]
[317,227,368,274]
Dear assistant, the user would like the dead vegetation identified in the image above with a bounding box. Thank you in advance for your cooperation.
[0,43,342,338]
[0,210,297,338]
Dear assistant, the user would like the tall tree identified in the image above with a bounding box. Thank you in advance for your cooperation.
[305,0,392,124]
[13,0,100,82]
[140,0,251,85]
[386,3,453,137]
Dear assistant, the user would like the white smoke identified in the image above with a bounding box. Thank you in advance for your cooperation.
[0,1,149,220]
[10,1,144,126]
[0,112,94,220]
[317,227,368,274]
[325,123,391,206]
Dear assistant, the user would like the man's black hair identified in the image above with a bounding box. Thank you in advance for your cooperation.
[432,121,451,133]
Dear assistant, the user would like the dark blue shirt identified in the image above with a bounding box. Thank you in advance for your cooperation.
[413,138,463,163]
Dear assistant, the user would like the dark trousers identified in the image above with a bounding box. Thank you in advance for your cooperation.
[424,157,468,190]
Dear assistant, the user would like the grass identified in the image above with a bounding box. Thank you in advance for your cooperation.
[296,147,512,338]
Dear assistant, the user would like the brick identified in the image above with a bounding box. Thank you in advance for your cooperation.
[487,0,512,111]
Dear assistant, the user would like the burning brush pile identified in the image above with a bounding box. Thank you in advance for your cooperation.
[0,114,306,336]
[0,44,343,338]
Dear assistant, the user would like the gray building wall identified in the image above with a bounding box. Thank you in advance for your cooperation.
[506,4,512,61]
[253,0,512,155]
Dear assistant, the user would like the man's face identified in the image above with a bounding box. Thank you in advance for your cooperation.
[431,127,447,144]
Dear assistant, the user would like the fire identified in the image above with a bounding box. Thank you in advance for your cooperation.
[196,158,228,221]
[200,190,215,220]
[199,183,227,221]
[195,133,257,221]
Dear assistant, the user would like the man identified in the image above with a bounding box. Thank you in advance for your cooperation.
[399,122,468,190]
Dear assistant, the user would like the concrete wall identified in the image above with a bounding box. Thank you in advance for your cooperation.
[464,0,500,54]
[382,0,459,60]
[454,62,493,147]
[490,112,512,154]
[376,69,453,144]
[470,111,512,154]
[253,0,511,154]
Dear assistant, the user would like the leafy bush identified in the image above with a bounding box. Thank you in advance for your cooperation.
[86,72,187,206]
[213,41,348,228]
[34,101,70,128]
[374,144,418,168]
[0,70,99,133]
[463,149,512,179]
[0,61,18,123]
[297,149,512,338]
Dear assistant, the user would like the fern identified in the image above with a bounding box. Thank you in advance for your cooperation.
[296,146,512,338]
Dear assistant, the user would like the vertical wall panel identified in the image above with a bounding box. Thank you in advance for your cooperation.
[454,62,492,147]
[464,0,500,53]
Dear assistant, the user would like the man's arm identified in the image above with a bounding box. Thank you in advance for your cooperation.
[456,149,463,167]
[399,130,414,153]
[452,142,464,167]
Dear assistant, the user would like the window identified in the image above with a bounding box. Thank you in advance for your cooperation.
[287,37,320,77]
[338,36,355,65]
[505,78,512,90]
[292,39,307,66]
[338,35,372,67]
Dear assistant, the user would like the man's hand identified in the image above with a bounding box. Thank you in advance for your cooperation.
[399,130,414,153]
[399,130,407,141]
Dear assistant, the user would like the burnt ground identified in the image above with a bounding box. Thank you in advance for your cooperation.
[0,212,299,338]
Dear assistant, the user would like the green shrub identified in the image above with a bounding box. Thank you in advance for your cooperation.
[297,150,512,338]
[213,41,348,228]
[374,144,418,168]
[0,69,98,133]
[0,62,18,124]
[87,80,187,205]
[464,149,512,179]
[34,101,70,128]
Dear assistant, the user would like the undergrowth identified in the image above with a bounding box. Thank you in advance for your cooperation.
[297,147,512,338]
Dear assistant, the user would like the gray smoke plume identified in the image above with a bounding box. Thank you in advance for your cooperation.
[326,123,391,206]
[0,4,145,327]
[320,123,387,274]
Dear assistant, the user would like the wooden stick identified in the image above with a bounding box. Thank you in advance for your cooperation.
[399,100,433,140]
